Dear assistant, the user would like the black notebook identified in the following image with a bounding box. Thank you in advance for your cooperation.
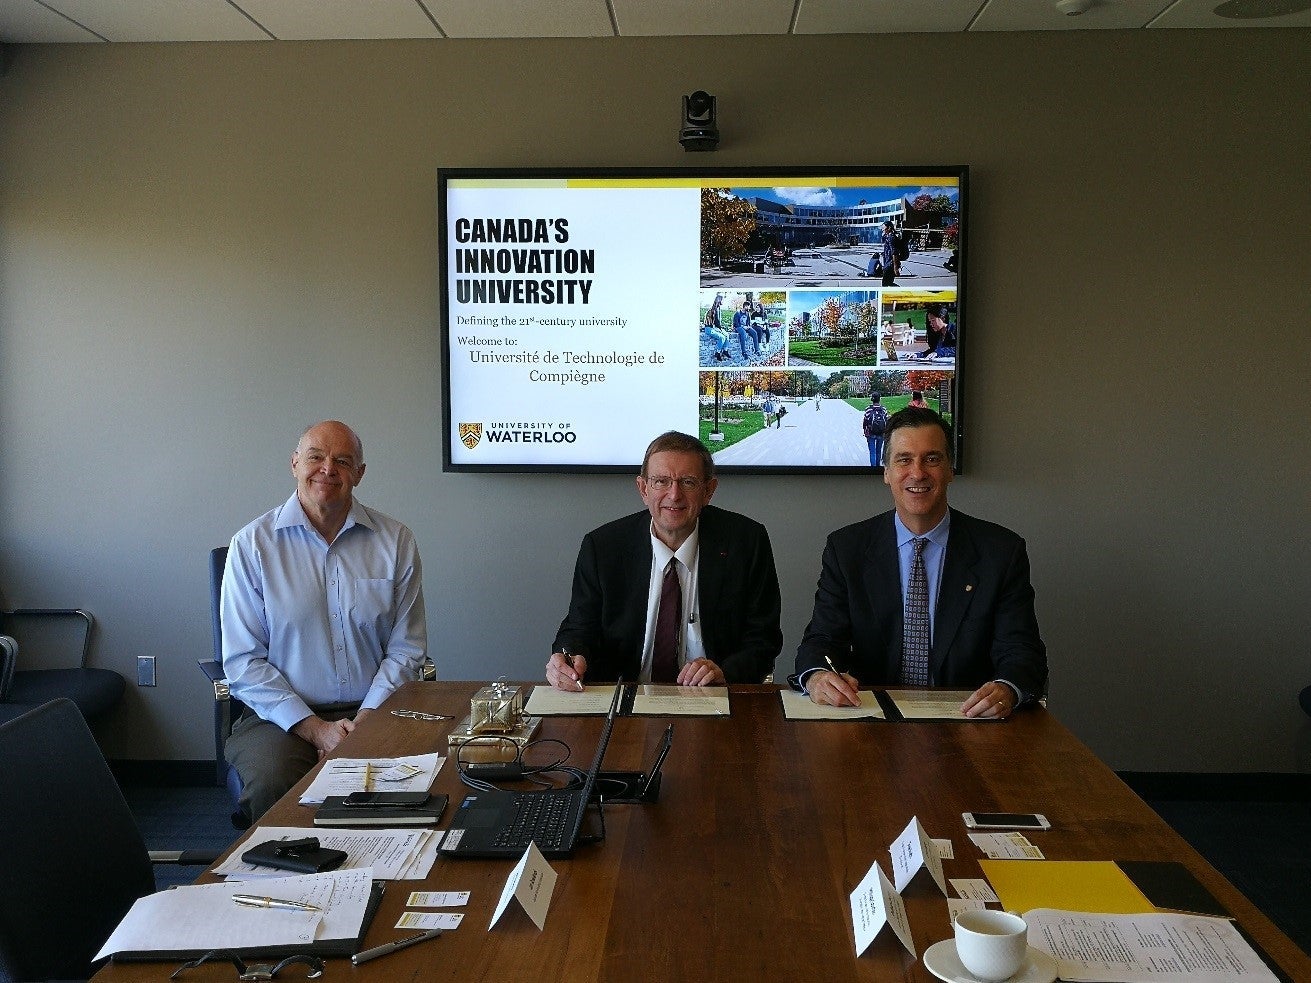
[441,683,622,859]
[315,794,449,827]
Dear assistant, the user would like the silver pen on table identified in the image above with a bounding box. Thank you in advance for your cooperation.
[352,928,443,965]
[232,894,321,912]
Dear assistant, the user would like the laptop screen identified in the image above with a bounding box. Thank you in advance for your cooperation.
[565,682,623,840]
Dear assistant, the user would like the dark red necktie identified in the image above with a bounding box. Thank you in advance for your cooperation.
[652,560,681,683]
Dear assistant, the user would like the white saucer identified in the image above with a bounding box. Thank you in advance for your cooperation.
[923,939,1058,983]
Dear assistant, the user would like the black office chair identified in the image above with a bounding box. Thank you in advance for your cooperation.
[196,545,251,829]
[1300,686,1311,719]
[0,698,216,982]
[0,608,125,725]
[0,636,15,706]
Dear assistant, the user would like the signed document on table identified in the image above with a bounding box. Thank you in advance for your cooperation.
[630,685,730,717]
[884,689,998,720]
[779,688,885,720]
[524,684,620,716]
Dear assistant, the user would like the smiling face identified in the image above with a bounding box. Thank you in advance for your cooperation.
[636,449,717,550]
[291,421,365,518]
[882,424,953,534]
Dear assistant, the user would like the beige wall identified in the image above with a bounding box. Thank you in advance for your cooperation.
[2,30,1308,770]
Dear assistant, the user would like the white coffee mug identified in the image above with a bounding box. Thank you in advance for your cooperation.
[953,909,1028,982]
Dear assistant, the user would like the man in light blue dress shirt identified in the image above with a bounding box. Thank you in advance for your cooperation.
[221,420,427,821]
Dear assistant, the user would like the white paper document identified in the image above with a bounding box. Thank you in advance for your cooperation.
[524,684,619,716]
[968,831,1045,860]
[630,684,730,716]
[396,911,465,930]
[214,826,441,881]
[489,842,557,931]
[298,753,444,805]
[884,689,987,720]
[95,868,375,961]
[779,688,885,720]
[850,859,915,957]
[950,877,999,903]
[948,898,988,922]
[891,816,948,895]
[407,890,470,907]
[1025,909,1279,983]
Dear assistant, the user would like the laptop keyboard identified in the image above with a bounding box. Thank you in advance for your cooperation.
[492,790,579,851]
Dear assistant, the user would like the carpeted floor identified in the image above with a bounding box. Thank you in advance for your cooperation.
[122,783,242,890]
[1145,798,1311,957]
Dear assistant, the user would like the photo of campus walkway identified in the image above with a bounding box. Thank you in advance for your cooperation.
[711,396,872,467]
[701,244,957,290]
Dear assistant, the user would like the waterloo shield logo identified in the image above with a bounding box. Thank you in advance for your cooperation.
[459,423,483,450]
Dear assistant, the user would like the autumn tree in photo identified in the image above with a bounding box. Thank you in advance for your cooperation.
[700,188,757,266]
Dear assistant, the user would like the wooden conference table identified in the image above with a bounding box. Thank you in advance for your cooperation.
[98,682,1310,982]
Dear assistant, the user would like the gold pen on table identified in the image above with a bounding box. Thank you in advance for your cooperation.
[232,894,321,912]
[364,759,371,791]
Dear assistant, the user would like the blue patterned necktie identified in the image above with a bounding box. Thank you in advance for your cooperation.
[901,538,930,686]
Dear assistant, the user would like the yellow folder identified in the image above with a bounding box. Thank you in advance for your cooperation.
[979,860,1155,915]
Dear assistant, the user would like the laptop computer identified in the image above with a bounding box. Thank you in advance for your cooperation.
[441,682,622,859]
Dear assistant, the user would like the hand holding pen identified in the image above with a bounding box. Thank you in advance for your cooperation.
[808,655,861,708]
[546,646,587,692]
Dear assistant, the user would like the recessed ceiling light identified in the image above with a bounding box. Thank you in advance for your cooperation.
[1213,0,1311,18]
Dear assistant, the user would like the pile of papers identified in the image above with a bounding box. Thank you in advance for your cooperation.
[297,753,444,805]
[215,826,442,881]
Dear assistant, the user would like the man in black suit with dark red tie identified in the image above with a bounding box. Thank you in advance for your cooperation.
[546,432,782,690]
[796,407,1046,718]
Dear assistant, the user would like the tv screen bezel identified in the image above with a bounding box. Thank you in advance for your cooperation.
[438,164,967,475]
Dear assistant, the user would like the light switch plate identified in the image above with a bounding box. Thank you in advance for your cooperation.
[137,655,156,686]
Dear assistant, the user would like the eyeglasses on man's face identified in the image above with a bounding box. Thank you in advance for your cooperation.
[643,475,705,492]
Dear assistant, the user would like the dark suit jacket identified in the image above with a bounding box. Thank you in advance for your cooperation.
[553,505,782,684]
[795,508,1047,701]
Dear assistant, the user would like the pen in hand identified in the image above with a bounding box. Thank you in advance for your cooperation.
[232,894,321,912]
[561,646,583,691]
[822,655,859,707]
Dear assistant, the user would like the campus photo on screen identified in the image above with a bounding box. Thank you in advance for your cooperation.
[441,168,965,473]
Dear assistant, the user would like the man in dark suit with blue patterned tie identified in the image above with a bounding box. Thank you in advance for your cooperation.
[795,407,1046,718]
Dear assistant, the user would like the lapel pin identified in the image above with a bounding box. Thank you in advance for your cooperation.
[965,584,973,592]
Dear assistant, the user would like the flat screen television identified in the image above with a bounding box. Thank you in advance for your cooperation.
[439,166,966,473]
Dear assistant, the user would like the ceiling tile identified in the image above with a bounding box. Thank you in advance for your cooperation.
[36,0,269,42]
[0,0,103,42]
[1148,0,1311,27]
[614,0,794,36]
[238,0,443,40]
[425,0,615,38]
[971,0,1174,31]
[796,0,985,34]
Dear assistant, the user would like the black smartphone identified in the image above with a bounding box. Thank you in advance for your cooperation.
[344,791,432,807]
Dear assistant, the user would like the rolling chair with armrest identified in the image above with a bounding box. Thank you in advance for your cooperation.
[0,636,15,705]
[197,545,251,829]
[0,698,218,983]
[0,607,125,725]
